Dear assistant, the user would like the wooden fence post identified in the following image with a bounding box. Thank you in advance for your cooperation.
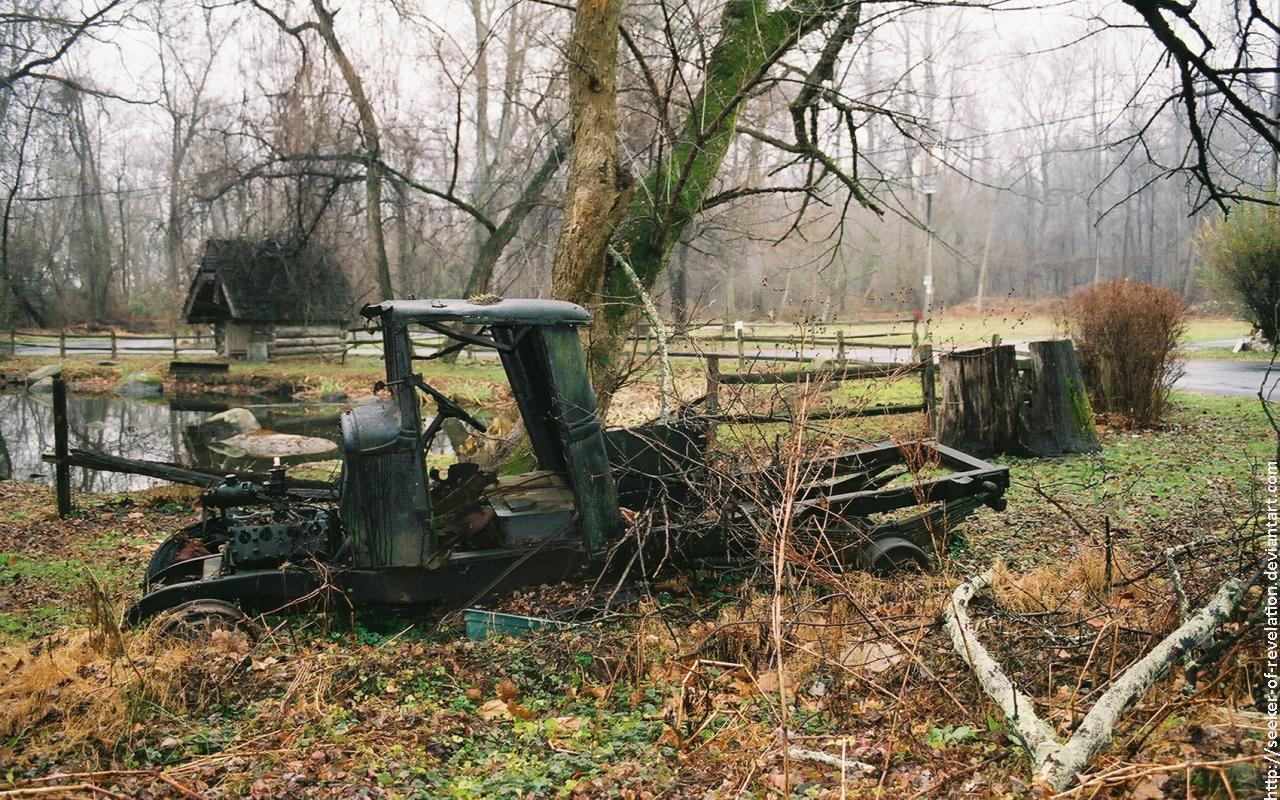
[172,331,178,357]
[110,331,117,359]
[59,330,66,358]
[837,330,846,363]
[735,326,744,369]
[7,329,13,355]
[706,355,721,415]
[916,344,936,433]
[52,378,71,517]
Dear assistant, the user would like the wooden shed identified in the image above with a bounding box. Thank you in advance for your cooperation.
[183,239,355,360]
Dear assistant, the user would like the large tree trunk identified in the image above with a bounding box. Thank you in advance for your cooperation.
[1022,340,1100,456]
[550,0,633,311]
[938,344,1023,458]
[585,0,823,412]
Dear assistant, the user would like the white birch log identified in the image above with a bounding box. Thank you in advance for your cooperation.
[943,566,1244,793]
[786,747,877,774]
[942,570,1060,763]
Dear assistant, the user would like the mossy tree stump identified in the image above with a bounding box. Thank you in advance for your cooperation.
[1022,339,1100,455]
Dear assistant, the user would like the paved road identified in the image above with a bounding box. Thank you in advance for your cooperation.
[1177,358,1279,399]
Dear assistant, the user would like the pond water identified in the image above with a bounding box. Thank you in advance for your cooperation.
[0,393,456,493]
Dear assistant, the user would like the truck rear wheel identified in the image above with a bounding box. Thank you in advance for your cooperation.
[153,599,259,642]
[859,535,930,576]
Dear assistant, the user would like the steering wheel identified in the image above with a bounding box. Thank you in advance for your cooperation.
[415,377,487,432]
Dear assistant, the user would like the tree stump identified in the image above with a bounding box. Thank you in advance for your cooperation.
[938,345,1022,458]
[1022,339,1100,456]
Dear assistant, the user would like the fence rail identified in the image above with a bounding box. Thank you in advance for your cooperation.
[702,345,936,426]
[4,329,214,358]
[3,316,922,367]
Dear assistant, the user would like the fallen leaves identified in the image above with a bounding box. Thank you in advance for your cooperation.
[839,641,903,674]
[478,698,509,720]
[1130,774,1169,800]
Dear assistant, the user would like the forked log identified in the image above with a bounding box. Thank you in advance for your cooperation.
[943,567,1244,793]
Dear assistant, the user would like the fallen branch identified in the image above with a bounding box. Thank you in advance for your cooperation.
[1164,543,1194,627]
[785,746,877,774]
[943,566,1244,793]
[0,785,132,799]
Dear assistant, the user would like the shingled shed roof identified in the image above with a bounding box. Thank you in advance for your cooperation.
[184,239,356,325]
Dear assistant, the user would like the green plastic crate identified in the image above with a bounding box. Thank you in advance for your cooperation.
[463,609,570,641]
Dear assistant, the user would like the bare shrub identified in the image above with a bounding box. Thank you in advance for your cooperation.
[1064,281,1187,428]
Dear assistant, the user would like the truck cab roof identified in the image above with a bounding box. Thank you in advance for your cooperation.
[361,298,592,329]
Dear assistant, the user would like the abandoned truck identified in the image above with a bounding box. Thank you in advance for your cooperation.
[128,298,1010,628]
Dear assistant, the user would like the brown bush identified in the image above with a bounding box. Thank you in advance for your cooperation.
[1064,280,1187,428]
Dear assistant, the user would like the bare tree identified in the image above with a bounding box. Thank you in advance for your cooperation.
[1119,0,1280,208]
[148,5,235,299]
[553,0,895,407]
[250,0,395,300]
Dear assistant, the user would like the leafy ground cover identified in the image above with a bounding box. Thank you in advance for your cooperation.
[0,386,1269,798]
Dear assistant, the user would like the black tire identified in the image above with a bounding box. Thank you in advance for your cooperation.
[859,535,931,576]
[153,599,259,642]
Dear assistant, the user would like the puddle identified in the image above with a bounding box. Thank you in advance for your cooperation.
[0,393,459,493]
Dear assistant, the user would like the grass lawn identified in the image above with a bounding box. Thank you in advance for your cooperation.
[0,379,1269,798]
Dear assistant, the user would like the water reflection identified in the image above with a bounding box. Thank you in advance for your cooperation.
[0,393,462,494]
[0,393,212,492]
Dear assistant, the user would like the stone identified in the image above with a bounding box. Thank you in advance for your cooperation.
[114,372,163,398]
[1233,339,1252,353]
[200,408,261,442]
[27,364,61,382]
[27,377,53,394]
[321,391,349,403]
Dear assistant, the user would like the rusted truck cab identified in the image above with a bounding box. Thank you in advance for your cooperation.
[340,299,621,569]
[127,298,1009,627]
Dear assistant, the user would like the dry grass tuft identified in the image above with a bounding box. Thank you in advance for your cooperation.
[0,619,290,759]
[989,549,1130,615]
[0,632,134,747]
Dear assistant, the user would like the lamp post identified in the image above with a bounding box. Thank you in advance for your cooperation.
[921,165,937,341]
